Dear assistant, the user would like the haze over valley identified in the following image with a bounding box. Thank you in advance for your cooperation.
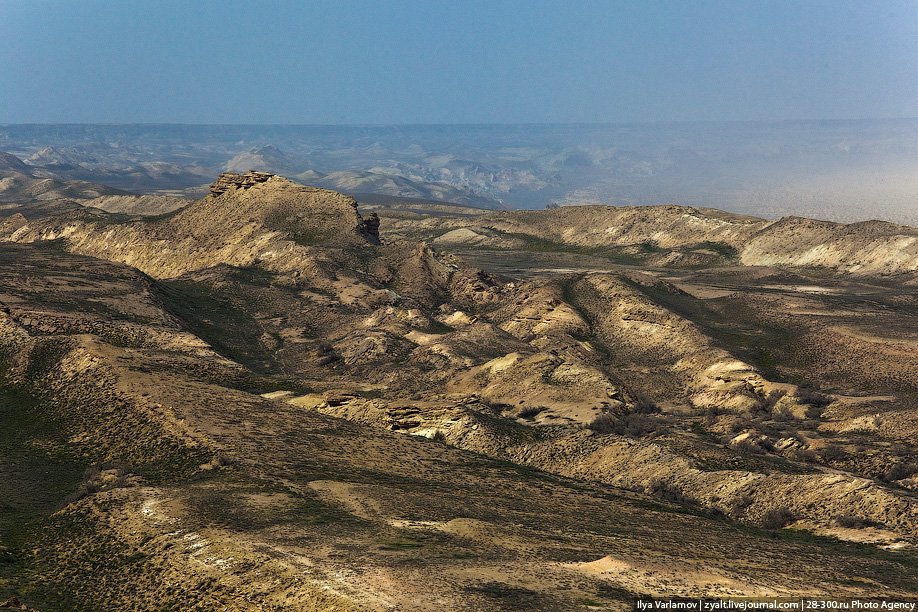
[2,120,917,224]
[2,0,917,609]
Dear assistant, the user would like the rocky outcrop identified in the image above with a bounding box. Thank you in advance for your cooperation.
[0,212,27,237]
[361,210,381,243]
[208,171,275,196]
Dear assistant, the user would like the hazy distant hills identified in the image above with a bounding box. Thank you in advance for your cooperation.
[224,145,301,175]
[20,145,211,192]
[0,151,33,174]
[0,150,124,203]
[0,150,195,219]
[26,146,91,171]
[219,144,494,206]
[1,120,917,223]
[297,168,497,207]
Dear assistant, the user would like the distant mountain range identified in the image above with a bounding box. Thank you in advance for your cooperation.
[1,121,917,223]
[296,168,496,207]
[222,145,496,206]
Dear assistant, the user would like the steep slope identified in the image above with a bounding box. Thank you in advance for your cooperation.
[2,242,916,610]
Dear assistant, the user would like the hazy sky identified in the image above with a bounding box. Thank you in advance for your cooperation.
[2,0,917,124]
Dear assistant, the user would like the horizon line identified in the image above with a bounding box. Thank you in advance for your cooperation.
[2,117,918,128]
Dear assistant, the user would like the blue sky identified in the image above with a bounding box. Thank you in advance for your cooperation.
[1,0,916,123]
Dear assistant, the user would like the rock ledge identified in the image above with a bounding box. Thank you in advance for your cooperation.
[210,171,275,196]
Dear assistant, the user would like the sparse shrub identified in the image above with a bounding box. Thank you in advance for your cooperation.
[0,545,14,566]
[517,406,545,420]
[646,479,692,505]
[796,386,833,419]
[67,466,102,502]
[66,465,127,503]
[631,392,660,414]
[804,404,825,420]
[835,514,874,529]
[621,413,668,437]
[703,407,723,426]
[728,495,754,518]
[820,444,846,462]
[586,413,618,434]
[726,418,747,434]
[469,581,542,607]
[785,448,818,463]
[757,390,787,415]
[771,404,796,421]
[586,412,668,437]
[761,507,796,529]
[883,461,918,483]
[200,454,233,471]
[264,210,330,246]
[733,438,765,455]
[25,338,73,379]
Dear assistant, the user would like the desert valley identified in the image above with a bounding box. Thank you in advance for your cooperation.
[0,151,916,608]
[3,2,918,607]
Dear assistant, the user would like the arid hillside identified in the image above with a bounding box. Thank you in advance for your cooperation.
[1,174,916,610]
[376,203,918,276]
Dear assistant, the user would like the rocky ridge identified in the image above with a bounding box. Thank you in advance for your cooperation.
[386,203,918,276]
[1,172,381,280]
